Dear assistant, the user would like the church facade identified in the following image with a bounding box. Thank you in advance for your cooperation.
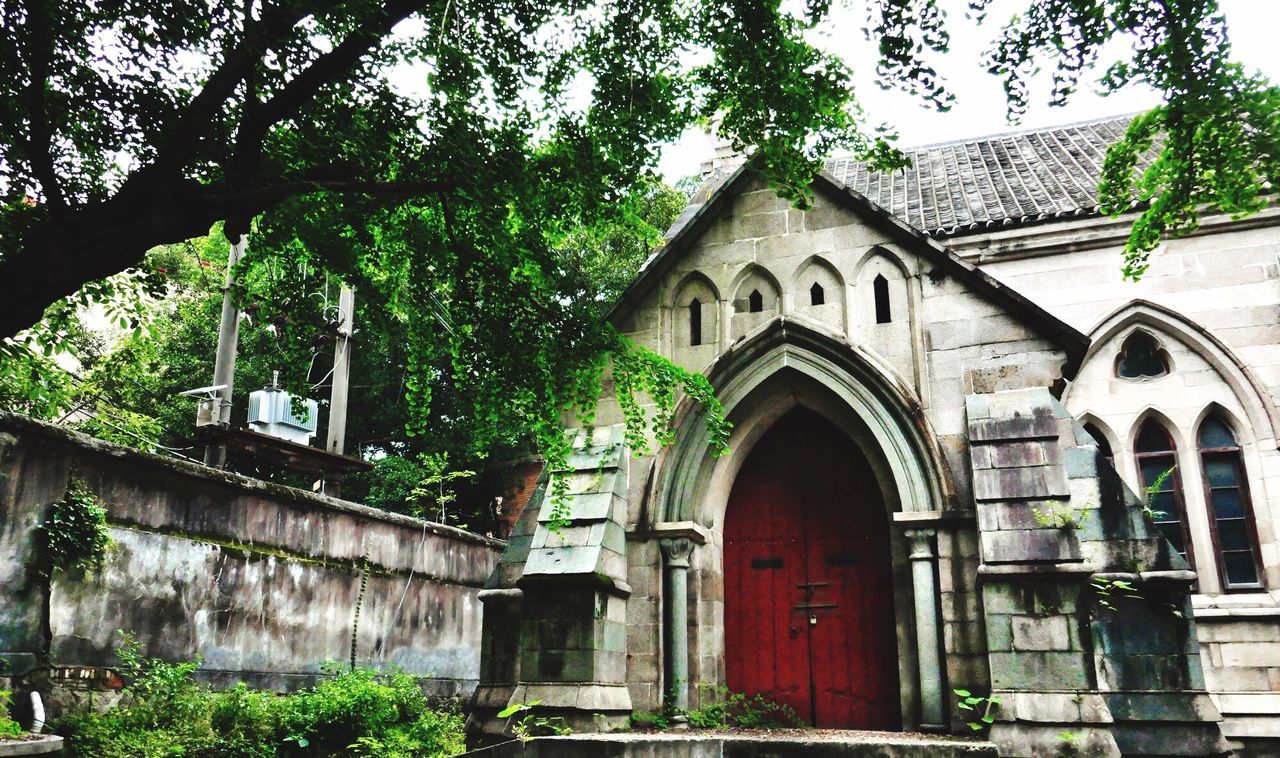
[468,117,1279,756]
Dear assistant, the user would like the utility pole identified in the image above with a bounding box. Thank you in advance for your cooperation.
[322,285,355,495]
[201,236,245,467]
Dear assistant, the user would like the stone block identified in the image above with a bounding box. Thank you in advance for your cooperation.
[969,413,1060,443]
[989,441,1050,468]
[989,651,1092,690]
[944,619,989,655]
[1011,615,1071,651]
[981,528,1082,563]
[1063,446,1099,479]
[965,394,991,421]
[986,613,1013,651]
[973,466,1067,501]
[1222,642,1280,668]
[733,211,787,240]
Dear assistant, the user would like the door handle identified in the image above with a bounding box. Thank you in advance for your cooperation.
[789,626,800,639]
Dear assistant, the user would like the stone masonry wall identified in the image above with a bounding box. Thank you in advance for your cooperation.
[0,413,502,715]
[951,212,1280,748]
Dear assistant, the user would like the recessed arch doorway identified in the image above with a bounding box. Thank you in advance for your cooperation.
[724,405,900,729]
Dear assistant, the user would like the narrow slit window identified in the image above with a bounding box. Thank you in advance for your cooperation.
[873,274,891,324]
[1135,420,1194,569]
[748,289,763,313]
[1198,416,1263,588]
[809,282,825,306]
[689,298,702,346]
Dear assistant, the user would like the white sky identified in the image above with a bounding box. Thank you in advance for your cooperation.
[657,0,1280,181]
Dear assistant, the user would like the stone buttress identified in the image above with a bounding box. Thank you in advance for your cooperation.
[466,426,632,745]
[968,387,1231,757]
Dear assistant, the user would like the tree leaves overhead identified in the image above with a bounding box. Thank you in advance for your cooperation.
[1,0,1276,486]
[870,0,1278,278]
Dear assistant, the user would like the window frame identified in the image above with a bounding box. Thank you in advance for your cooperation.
[1197,417,1266,591]
[1133,421,1196,572]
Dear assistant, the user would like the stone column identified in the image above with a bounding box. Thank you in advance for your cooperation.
[906,528,945,730]
[660,537,696,715]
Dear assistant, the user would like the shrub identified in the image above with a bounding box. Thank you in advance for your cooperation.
[0,690,23,738]
[62,636,464,757]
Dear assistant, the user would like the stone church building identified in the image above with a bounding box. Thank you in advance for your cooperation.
[468,116,1280,756]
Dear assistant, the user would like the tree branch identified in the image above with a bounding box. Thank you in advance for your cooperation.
[21,0,63,212]
[154,0,340,175]
[233,0,432,167]
[0,171,453,339]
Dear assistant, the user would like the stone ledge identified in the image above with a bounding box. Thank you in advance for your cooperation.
[892,510,977,526]
[0,736,63,757]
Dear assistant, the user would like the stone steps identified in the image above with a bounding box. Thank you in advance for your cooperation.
[464,730,998,757]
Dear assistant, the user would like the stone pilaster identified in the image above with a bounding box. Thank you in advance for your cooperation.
[905,528,946,730]
[660,536,695,717]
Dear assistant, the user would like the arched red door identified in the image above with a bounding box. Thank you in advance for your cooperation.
[724,407,900,729]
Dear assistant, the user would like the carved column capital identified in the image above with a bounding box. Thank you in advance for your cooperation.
[904,528,937,560]
[660,537,696,569]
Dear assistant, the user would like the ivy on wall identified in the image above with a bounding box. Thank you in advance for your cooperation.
[39,479,111,576]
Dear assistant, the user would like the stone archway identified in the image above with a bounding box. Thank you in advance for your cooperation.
[651,319,954,731]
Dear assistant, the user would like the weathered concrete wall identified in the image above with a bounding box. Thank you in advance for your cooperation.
[0,413,501,708]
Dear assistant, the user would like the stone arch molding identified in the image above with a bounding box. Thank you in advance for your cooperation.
[1068,299,1279,449]
[654,318,951,528]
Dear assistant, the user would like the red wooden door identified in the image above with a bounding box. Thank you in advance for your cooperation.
[723,407,900,729]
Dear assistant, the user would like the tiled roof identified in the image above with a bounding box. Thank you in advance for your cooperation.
[823,114,1144,236]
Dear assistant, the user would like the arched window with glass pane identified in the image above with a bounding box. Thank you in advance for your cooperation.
[1198,416,1264,589]
[1135,421,1194,568]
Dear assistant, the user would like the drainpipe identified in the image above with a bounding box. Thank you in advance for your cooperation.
[906,528,945,730]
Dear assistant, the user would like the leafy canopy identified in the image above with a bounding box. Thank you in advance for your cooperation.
[1,0,1275,484]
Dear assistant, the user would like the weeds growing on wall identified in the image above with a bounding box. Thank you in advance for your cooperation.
[60,635,464,757]
[38,479,110,576]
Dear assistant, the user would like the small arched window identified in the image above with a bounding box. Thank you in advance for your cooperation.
[1198,416,1263,588]
[688,298,703,346]
[1135,420,1194,567]
[1117,332,1169,379]
[809,282,825,306]
[873,274,891,324]
[1083,422,1113,463]
[748,289,763,313]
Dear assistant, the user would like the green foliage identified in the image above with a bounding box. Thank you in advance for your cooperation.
[872,0,1278,278]
[409,453,476,525]
[1142,466,1174,521]
[954,688,1000,733]
[1031,500,1083,530]
[628,710,671,731]
[1090,576,1142,612]
[684,685,802,730]
[496,699,571,741]
[39,480,110,576]
[0,690,23,738]
[63,636,464,757]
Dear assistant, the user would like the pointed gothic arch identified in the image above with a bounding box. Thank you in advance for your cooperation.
[1071,300,1278,447]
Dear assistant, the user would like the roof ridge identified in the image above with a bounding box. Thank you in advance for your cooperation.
[835,111,1141,159]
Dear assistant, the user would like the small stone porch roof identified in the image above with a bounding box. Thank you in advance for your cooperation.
[824,114,1143,236]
